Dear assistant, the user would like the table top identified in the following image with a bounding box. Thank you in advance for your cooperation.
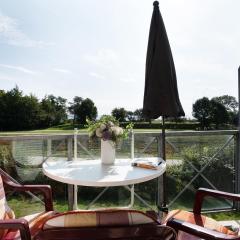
[42,158,166,187]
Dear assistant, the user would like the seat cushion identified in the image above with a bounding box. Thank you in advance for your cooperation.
[3,211,56,240]
[42,209,160,230]
[163,209,237,239]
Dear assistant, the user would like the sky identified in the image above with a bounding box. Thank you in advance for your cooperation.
[0,0,240,118]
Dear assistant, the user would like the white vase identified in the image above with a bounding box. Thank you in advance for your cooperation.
[101,140,115,165]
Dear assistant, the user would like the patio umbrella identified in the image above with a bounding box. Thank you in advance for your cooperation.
[143,1,185,211]
[143,1,185,160]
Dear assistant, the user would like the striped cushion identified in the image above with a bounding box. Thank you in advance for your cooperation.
[164,209,237,240]
[0,176,15,239]
[43,209,159,230]
[4,211,56,240]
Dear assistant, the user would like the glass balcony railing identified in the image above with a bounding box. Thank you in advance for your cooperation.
[0,130,238,217]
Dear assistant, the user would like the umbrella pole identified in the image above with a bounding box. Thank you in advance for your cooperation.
[158,116,168,217]
[162,116,166,160]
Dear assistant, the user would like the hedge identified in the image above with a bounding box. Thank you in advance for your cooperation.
[120,122,200,130]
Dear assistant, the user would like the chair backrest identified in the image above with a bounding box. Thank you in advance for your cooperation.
[35,210,177,240]
[35,225,176,240]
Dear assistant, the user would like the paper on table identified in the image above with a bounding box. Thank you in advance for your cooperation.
[131,158,163,170]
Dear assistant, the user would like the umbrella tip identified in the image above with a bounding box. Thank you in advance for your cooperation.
[153,1,159,7]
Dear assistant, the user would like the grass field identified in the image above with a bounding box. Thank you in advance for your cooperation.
[7,196,240,222]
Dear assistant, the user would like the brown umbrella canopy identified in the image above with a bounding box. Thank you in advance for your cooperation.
[143,1,185,119]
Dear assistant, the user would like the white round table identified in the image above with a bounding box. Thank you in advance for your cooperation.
[43,158,166,187]
[43,158,166,209]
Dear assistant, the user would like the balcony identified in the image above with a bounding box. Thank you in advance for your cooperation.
[0,130,239,225]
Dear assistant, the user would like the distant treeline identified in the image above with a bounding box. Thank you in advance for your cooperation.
[0,87,148,131]
[0,87,238,131]
[0,87,68,131]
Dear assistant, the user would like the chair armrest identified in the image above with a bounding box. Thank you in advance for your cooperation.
[193,188,240,214]
[0,218,31,240]
[3,178,53,211]
[167,218,240,240]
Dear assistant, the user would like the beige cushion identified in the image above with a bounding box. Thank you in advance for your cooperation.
[43,209,159,230]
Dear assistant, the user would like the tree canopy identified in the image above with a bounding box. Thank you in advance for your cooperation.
[192,95,237,129]
[192,97,212,129]
[0,87,42,130]
[212,95,238,112]
[0,87,68,130]
[69,97,97,124]
[40,95,67,127]
[111,108,127,122]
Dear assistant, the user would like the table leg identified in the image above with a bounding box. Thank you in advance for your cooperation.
[124,185,153,210]
[86,187,109,209]
[129,184,135,207]
[73,185,78,210]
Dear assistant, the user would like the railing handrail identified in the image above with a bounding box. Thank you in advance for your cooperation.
[0,129,238,141]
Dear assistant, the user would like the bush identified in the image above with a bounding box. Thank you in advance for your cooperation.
[0,142,19,179]
[167,143,234,208]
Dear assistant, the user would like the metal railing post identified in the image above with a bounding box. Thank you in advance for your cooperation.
[235,66,240,210]
[74,128,78,160]
[73,128,79,210]
[47,139,52,156]
[130,130,135,207]
[67,136,74,210]
[131,129,134,159]
[234,132,240,210]
[11,140,16,160]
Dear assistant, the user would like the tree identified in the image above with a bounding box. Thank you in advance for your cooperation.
[209,99,229,129]
[126,111,135,122]
[212,95,238,125]
[68,97,83,124]
[0,90,6,130]
[19,94,41,129]
[40,95,67,127]
[111,108,127,122]
[193,97,229,129]
[133,108,145,122]
[212,95,238,112]
[69,97,97,124]
[0,87,42,130]
[192,97,212,129]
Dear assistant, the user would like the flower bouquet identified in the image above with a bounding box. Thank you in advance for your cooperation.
[86,115,133,164]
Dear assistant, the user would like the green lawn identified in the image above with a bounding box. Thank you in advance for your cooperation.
[7,196,240,222]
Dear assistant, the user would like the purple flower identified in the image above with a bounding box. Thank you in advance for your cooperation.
[102,130,112,141]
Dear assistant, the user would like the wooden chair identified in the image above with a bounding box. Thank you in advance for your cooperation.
[0,168,55,240]
[164,188,240,240]
[0,168,176,240]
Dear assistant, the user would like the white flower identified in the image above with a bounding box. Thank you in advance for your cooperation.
[111,126,123,136]
[108,121,114,127]
[96,128,103,137]
[100,123,106,131]
[118,127,124,135]
[89,131,95,137]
